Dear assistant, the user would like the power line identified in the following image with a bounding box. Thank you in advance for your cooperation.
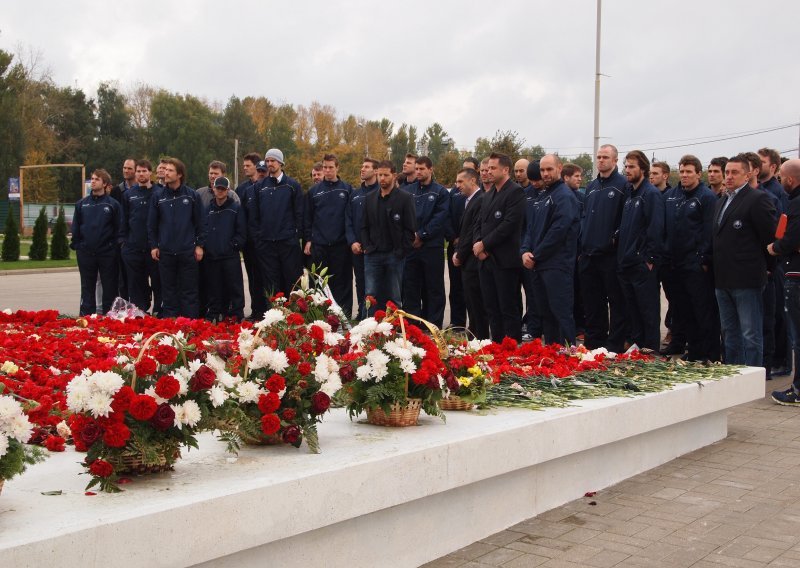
[629,123,799,152]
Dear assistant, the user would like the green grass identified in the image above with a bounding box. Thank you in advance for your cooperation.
[0,258,76,270]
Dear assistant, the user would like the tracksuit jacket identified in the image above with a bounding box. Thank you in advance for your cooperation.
[617,179,665,269]
[521,180,580,272]
[250,174,304,242]
[70,193,123,253]
[345,181,379,246]
[402,179,449,249]
[121,185,155,253]
[772,186,800,279]
[580,169,628,256]
[664,183,717,270]
[147,184,205,254]
[304,178,352,245]
[203,197,247,260]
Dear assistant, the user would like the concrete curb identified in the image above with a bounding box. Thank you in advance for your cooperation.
[0,266,79,276]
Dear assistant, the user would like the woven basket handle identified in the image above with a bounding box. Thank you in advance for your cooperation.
[382,308,447,398]
[130,332,188,391]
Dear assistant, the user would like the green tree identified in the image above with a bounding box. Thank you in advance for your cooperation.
[50,206,69,260]
[475,130,528,162]
[28,207,48,260]
[94,82,136,175]
[423,122,450,165]
[222,96,261,162]
[569,153,594,181]
[2,207,20,261]
[434,151,462,187]
[0,50,25,194]
[389,124,410,170]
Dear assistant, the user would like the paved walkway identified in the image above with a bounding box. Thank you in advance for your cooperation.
[425,376,800,568]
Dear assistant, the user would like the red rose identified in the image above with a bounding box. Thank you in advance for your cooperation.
[325,314,340,331]
[285,347,300,365]
[89,459,114,478]
[339,365,355,384]
[134,356,158,377]
[444,370,459,391]
[287,313,305,326]
[80,421,103,447]
[44,435,66,452]
[298,380,308,389]
[282,425,301,446]
[155,375,181,399]
[257,392,281,414]
[103,422,131,448]
[282,408,296,421]
[129,394,158,421]
[265,374,286,393]
[298,362,311,376]
[311,391,331,414]
[215,342,234,360]
[152,344,179,365]
[190,364,216,391]
[111,385,135,414]
[296,298,309,313]
[260,413,281,435]
[150,403,176,431]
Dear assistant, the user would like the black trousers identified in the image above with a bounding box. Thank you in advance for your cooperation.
[618,263,661,351]
[312,241,353,317]
[122,248,161,314]
[204,256,245,321]
[256,239,303,307]
[532,268,576,345]
[658,264,687,348]
[672,267,720,361]
[402,246,446,328]
[579,253,628,353]
[479,258,522,343]
[763,273,777,375]
[159,251,199,318]
[446,241,466,328]
[522,267,542,338]
[773,267,790,369]
[77,249,118,316]
[462,267,489,340]
[116,248,128,301]
[353,252,366,320]
[243,240,267,319]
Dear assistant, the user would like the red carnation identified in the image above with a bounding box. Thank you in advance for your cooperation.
[152,344,179,365]
[309,325,325,342]
[311,391,330,414]
[285,347,300,365]
[155,375,181,399]
[282,408,296,421]
[265,374,286,393]
[134,356,158,377]
[374,310,386,320]
[190,364,216,391]
[44,435,66,452]
[111,385,135,414]
[325,314,341,331]
[282,425,301,446]
[150,403,176,431]
[258,392,281,414]
[129,394,158,421]
[296,298,309,313]
[260,413,281,435]
[298,362,311,376]
[103,422,131,448]
[287,313,305,326]
[89,459,114,478]
[339,365,355,384]
[364,295,376,307]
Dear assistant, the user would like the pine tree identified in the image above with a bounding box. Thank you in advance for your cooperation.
[50,207,70,260]
[1,207,20,261]
[29,207,49,260]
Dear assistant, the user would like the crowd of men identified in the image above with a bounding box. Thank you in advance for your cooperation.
[70,145,800,404]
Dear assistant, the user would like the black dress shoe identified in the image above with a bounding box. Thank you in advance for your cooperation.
[660,344,685,356]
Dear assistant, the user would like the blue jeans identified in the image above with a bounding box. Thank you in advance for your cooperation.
[715,287,764,366]
[784,279,800,388]
[364,251,403,315]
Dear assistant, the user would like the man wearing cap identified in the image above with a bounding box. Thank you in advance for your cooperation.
[202,176,246,322]
[346,158,380,320]
[236,152,267,320]
[304,153,354,315]
[250,148,304,305]
[195,160,240,209]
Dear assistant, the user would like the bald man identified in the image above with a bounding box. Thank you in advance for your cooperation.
[514,159,531,189]
[769,159,800,404]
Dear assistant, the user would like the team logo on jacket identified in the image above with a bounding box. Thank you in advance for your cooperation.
[428,194,435,201]
[733,220,742,229]
[183,198,189,204]
[339,192,346,199]
[103,206,111,214]
[393,213,401,221]
[494,210,502,219]
[689,202,697,209]
[608,191,615,198]
[634,201,640,208]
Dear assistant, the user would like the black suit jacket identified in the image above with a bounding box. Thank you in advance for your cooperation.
[476,180,525,269]
[712,185,776,289]
[361,187,416,259]
[455,191,484,272]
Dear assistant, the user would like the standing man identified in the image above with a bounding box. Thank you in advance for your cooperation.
[579,144,628,353]
[452,167,489,339]
[311,162,324,186]
[649,162,671,193]
[707,157,728,197]
[304,153,353,314]
[759,148,789,214]
[769,159,800,403]
[110,158,136,300]
[121,159,161,314]
[361,161,416,314]
[522,161,544,341]
[713,155,776,366]
[562,162,586,340]
[237,152,267,320]
[445,176,467,330]
[398,153,419,187]
[401,156,449,328]
[196,161,240,209]
[521,155,580,345]
[147,158,204,318]
[514,159,531,190]
[463,157,480,171]
[617,150,664,351]
[473,153,525,342]
[71,169,123,316]
[346,158,380,319]
[203,176,246,322]
[251,148,304,303]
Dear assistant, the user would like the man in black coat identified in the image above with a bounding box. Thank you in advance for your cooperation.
[713,155,776,366]
[451,168,489,340]
[473,152,525,342]
[361,160,416,314]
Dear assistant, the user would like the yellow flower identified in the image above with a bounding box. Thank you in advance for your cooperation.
[457,376,472,387]
[97,336,114,344]
[468,366,482,377]
[1,360,19,374]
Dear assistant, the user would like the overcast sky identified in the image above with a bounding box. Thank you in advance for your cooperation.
[2,0,799,167]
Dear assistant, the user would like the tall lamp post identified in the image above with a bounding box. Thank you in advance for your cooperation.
[592,0,602,179]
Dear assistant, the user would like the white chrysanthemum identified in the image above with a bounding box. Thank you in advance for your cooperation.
[174,331,186,342]
[237,329,257,358]
[7,413,32,442]
[180,400,202,427]
[366,350,390,381]
[256,309,285,330]
[356,365,373,381]
[314,353,342,396]
[65,376,92,412]
[328,303,345,318]
[2,308,11,315]
[215,370,239,389]
[205,354,226,374]
[115,355,130,365]
[187,359,203,374]
[170,368,191,395]
[171,404,185,429]
[249,346,289,374]
[399,358,418,374]
[0,395,23,421]
[87,392,114,418]
[132,332,144,342]
[324,332,344,346]
[90,371,125,395]
[158,335,175,347]
[309,320,332,333]
[56,420,71,438]
[209,385,229,408]
[236,382,263,404]
[144,386,168,405]
[0,434,8,457]
[467,339,492,351]
[48,366,62,376]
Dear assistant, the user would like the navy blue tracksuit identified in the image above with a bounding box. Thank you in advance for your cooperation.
[147,184,204,318]
[236,178,267,318]
[522,185,543,338]
[71,193,123,315]
[617,179,665,351]
[445,188,467,328]
[346,181,379,320]
[121,185,161,314]
[305,178,353,315]
[402,179,449,328]
[203,197,247,321]
[521,181,580,345]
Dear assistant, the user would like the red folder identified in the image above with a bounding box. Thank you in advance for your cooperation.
[776,213,788,239]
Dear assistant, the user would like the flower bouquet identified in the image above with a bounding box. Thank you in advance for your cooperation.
[440,338,494,411]
[0,392,47,495]
[66,332,226,492]
[340,306,447,426]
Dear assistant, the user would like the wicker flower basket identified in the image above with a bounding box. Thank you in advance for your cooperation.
[439,395,474,411]
[240,431,283,445]
[115,447,180,476]
[366,398,422,427]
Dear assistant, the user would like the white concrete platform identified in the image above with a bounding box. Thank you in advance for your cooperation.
[0,368,764,568]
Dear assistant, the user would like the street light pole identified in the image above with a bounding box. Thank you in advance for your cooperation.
[592,0,602,179]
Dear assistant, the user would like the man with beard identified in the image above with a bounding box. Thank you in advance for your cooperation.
[514,158,531,190]
[346,158,380,319]
[707,157,728,197]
